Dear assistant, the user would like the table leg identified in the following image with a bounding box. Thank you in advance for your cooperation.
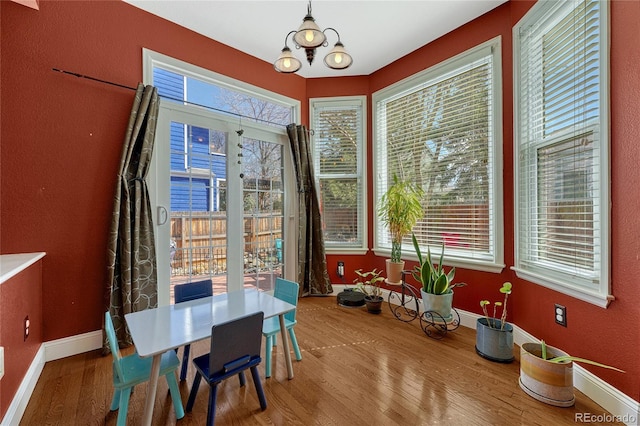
[142,354,161,426]
[278,314,294,379]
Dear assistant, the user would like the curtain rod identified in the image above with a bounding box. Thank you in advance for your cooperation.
[52,67,297,129]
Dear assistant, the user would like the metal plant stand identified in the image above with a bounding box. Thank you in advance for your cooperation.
[387,271,460,339]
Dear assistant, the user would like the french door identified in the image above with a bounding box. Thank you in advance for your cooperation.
[151,103,290,305]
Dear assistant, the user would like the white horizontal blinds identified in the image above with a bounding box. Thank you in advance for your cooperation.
[517,0,602,284]
[313,101,363,247]
[377,52,494,257]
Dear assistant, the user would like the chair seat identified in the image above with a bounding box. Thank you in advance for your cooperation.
[192,352,262,384]
[262,316,296,335]
[115,351,181,388]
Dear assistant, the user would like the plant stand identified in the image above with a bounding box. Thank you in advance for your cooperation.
[420,307,460,340]
[386,271,460,339]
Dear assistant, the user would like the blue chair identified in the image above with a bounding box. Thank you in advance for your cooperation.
[174,279,213,381]
[104,311,184,426]
[263,277,302,378]
[185,312,267,426]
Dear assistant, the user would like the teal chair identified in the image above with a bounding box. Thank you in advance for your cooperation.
[104,311,184,426]
[263,277,302,378]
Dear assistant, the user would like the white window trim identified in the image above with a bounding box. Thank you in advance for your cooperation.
[309,95,368,255]
[372,37,504,273]
[512,0,612,308]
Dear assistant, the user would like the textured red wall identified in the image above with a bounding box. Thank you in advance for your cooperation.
[0,262,43,420]
[0,0,305,343]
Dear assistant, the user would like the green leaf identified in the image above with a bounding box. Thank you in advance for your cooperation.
[549,356,625,372]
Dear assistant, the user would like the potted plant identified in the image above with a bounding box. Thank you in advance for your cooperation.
[520,339,624,407]
[411,234,466,321]
[353,268,385,314]
[378,174,424,284]
[475,282,514,363]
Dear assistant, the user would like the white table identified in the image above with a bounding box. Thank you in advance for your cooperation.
[125,288,296,426]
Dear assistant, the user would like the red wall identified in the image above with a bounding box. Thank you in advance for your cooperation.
[1,0,638,404]
[0,262,43,420]
[0,0,306,343]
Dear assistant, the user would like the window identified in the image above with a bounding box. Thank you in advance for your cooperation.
[514,0,610,306]
[310,96,367,252]
[373,38,503,272]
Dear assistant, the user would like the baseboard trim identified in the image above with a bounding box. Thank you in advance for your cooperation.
[1,345,45,426]
[1,330,103,426]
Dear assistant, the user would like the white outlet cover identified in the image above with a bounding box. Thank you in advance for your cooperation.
[0,346,4,380]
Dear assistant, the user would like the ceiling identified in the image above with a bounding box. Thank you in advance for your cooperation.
[123,0,508,78]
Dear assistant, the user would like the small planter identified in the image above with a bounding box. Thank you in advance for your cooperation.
[364,295,384,314]
[519,342,575,407]
[385,259,404,285]
[421,289,453,321]
[475,318,514,363]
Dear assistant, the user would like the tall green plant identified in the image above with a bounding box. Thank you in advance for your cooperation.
[378,175,424,263]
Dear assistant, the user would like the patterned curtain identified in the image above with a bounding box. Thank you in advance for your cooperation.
[105,83,160,350]
[286,124,332,296]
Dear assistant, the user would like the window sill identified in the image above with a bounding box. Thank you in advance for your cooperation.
[511,267,613,308]
[372,248,505,274]
[325,247,370,256]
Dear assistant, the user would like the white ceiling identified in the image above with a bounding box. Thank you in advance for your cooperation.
[124,0,508,78]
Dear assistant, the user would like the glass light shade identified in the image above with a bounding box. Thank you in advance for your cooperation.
[293,15,326,48]
[274,47,302,73]
[324,42,353,70]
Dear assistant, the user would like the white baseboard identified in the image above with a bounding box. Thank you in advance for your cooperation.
[4,292,639,426]
[1,330,103,426]
[1,345,45,426]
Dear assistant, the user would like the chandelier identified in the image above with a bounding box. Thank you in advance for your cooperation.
[273,1,353,73]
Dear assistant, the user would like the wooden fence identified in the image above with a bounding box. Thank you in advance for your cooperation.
[170,211,283,276]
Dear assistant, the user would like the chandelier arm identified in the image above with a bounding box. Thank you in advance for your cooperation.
[284,30,298,48]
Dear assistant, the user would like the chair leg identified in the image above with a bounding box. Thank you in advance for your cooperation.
[186,372,203,412]
[116,387,132,426]
[180,344,191,381]
[265,335,274,378]
[206,383,219,426]
[165,371,185,419]
[110,389,120,411]
[288,327,302,361]
[238,371,246,387]
[250,366,267,410]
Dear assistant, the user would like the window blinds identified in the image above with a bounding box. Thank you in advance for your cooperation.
[313,100,363,247]
[516,0,606,290]
[376,49,495,260]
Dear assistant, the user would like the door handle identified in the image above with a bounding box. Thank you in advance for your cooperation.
[157,206,168,225]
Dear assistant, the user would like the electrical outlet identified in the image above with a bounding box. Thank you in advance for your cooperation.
[24,316,30,341]
[554,304,567,327]
[337,261,345,277]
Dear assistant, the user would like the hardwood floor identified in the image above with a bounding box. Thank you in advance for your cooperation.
[20,296,620,425]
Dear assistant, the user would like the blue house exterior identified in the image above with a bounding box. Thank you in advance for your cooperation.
[154,68,227,212]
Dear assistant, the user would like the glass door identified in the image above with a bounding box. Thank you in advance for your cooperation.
[152,105,288,305]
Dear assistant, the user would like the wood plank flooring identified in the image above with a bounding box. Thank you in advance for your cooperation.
[20,296,620,425]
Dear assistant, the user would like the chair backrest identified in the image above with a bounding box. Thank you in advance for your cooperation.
[174,279,213,303]
[104,311,125,380]
[208,312,264,377]
[273,277,299,322]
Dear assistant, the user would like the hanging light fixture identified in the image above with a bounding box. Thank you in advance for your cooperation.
[274,1,352,73]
